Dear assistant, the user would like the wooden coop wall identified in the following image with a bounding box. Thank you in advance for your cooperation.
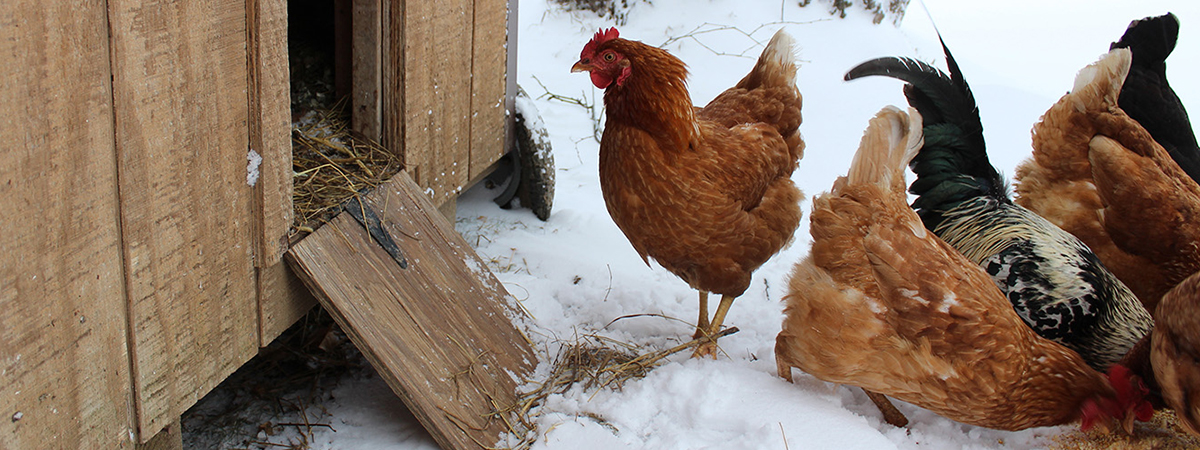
[0,1,133,448]
[1,0,510,448]
[353,0,510,209]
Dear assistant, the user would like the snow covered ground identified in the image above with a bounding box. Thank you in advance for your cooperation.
[199,1,1200,448]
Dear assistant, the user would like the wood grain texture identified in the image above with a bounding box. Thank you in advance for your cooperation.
[248,0,293,268]
[351,0,382,141]
[107,0,259,438]
[287,171,535,450]
[0,1,135,448]
[257,261,316,347]
[398,0,473,206]
[469,0,509,182]
[248,0,307,347]
[381,0,402,158]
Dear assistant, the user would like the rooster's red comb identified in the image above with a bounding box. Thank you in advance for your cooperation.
[1108,365,1143,400]
[1108,364,1154,421]
[583,27,620,55]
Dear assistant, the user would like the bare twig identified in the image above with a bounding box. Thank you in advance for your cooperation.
[531,75,603,143]
[602,312,695,330]
[657,20,829,58]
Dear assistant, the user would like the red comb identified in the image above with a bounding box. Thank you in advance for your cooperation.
[583,27,620,56]
[1108,364,1154,421]
[593,27,619,44]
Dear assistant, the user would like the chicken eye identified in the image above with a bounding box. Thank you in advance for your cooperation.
[603,52,615,62]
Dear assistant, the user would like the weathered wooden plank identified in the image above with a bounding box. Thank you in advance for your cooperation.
[351,0,382,141]
[381,0,402,155]
[107,0,259,439]
[248,0,293,268]
[135,419,181,450]
[398,0,473,206]
[248,0,306,346]
[0,2,134,448]
[257,261,316,347]
[286,171,535,450]
[469,0,510,182]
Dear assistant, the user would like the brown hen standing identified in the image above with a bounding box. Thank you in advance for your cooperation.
[776,106,1148,432]
[571,28,804,357]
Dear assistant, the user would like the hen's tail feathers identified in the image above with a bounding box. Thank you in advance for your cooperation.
[738,29,798,90]
[846,106,924,194]
[1111,12,1179,68]
[1070,48,1132,109]
[1110,12,1200,183]
[845,39,1007,228]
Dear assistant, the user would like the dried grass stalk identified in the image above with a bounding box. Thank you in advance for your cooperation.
[495,327,738,449]
[291,106,404,239]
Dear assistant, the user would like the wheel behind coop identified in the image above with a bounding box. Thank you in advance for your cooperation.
[490,85,555,221]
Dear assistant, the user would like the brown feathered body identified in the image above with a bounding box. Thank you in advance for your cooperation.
[777,107,1120,431]
[1016,48,1200,313]
[588,31,804,298]
[1152,270,1200,436]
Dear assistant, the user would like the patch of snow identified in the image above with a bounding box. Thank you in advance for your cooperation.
[246,149,263,187]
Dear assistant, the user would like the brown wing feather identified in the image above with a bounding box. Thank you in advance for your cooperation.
[1088,133,1200,295]
[1016,48,1184,310]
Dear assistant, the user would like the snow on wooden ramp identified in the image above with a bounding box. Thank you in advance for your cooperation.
[286,171,535,450]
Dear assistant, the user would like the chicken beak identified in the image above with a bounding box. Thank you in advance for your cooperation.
[571,61,592,73]
[1121,412,1136,435]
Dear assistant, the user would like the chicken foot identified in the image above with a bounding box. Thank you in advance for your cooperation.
[691,294,736,358]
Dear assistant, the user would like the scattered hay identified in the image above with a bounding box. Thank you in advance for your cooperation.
[1051,410,1200,450]
[495,327,738,449]
[290,106,404,239]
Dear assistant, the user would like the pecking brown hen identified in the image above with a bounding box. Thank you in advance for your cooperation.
[571,28,804,357]
[1152,270,1200,437]
[775,106,1150,432]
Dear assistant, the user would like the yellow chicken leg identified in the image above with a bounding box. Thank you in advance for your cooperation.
[692,294,736,358]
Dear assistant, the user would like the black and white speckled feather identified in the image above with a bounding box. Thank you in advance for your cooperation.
[932,195,1151,368]
[845,39,1153,371]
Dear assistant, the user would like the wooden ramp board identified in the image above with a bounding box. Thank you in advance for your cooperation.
[286,171,535,450]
